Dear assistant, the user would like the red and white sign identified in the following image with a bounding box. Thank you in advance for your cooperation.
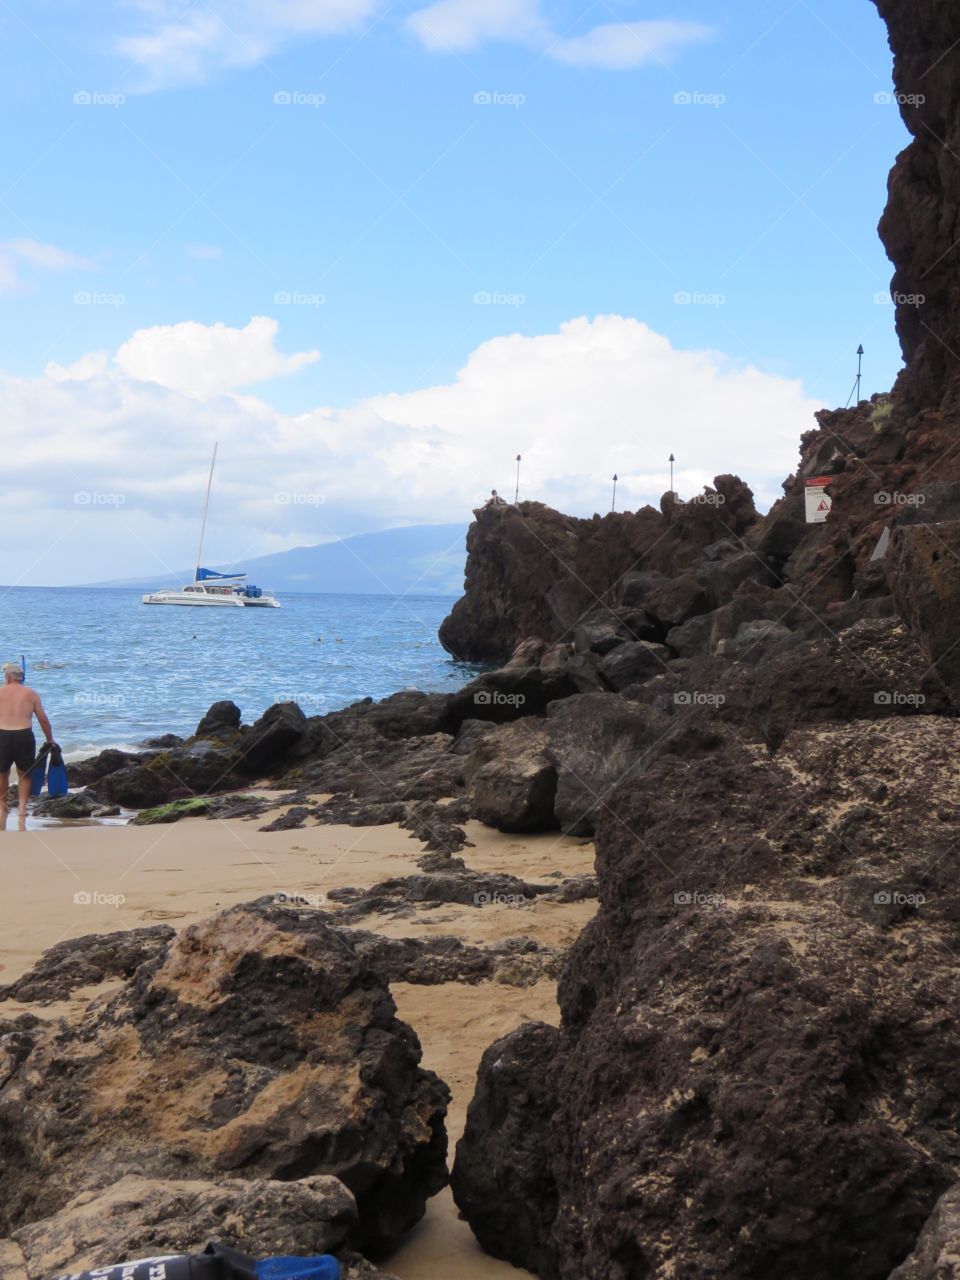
[805,476,833,524]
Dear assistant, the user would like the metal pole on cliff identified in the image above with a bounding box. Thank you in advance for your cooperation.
[669,453,675,495]
[611,474,618,513]
[515,455,521,505]
[846,346,865,408]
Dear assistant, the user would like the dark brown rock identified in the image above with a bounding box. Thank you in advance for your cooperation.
[465,719,558,833]
[455,718,960,1279]
[0,901,449,1252]
[194,700,242,739]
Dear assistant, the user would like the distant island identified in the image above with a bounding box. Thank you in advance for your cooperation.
[87,522,469,597]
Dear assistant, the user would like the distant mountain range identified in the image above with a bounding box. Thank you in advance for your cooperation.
[91,523,468,596]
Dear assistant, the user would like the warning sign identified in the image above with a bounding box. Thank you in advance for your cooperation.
[805,476,833,524]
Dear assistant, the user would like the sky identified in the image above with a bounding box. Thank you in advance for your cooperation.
[0,0,910,584]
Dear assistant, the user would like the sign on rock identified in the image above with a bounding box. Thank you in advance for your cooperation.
[804,476,833,524]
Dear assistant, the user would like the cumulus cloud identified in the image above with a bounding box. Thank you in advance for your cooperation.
[114,316,319,395]
[0,314,818,584]
[0,239,97,294]
[550,20,713,70]
[117,0,380,91]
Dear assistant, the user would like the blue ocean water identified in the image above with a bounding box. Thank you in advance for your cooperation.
[0,588,475,759]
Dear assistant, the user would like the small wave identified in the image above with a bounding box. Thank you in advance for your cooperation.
[62,742,146,764]
[31,661,66,670]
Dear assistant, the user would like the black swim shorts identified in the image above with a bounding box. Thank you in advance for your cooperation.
[0,728,35,773]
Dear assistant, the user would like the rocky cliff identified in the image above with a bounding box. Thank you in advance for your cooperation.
[444,2,960,1278]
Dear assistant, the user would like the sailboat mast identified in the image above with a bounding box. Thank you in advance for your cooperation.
[193,442,218,584]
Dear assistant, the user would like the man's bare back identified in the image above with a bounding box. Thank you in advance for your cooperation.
[0,682,44,730]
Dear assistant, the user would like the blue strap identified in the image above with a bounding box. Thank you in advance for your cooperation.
[256,1260,340,1280]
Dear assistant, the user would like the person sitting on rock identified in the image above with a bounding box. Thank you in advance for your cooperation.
[487,489,508,506]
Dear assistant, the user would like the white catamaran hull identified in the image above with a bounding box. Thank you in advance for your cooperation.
[142,590,244,606]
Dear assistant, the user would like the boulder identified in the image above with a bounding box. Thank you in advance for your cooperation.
[0,901,449,1252]
[597,641,670,691]
[7,1174,356,1277]
[718,619,795,663]
[572,612,630,656]
[465,720,558,832]
[450,1023,560,1274]
[31,792,100,819]
[887,521,960,704]
[445,667,577,729]
[888,1184,960,1279]
[0,927,175,1004]
[546,694,669,835]
[194,700,242,739]
[235,701,307,775]
[455,719,960,1279]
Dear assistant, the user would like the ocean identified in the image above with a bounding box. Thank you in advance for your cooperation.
[0,588,475,760]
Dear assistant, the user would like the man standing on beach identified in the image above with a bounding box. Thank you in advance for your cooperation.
[0,663,53,831]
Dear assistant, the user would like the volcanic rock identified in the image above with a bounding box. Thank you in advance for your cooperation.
[888,1184,960,1279]
[465,719,558,833]
[454,718,960,1278]
[194,700,242,739]
[5,1174,356,1277]
[0,901,449,1252]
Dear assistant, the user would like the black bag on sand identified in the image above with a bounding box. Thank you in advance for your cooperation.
[50,1243,258,1280]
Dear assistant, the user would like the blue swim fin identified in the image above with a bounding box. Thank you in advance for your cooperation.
[29,742,49,797]
[46,742,68,797]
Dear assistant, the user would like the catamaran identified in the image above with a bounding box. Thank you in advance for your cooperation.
[141,445,281,609]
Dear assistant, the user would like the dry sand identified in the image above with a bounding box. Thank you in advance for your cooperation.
[0,804,596,1279]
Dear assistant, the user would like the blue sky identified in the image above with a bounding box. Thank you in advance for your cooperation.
[0,0,911,582]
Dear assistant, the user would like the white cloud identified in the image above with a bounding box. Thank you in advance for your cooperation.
[0,315,817,583]
[114,316,319,395]
[117,0,380,91]
[0,239,97,294]
[405,2,712,65]
[550,20,713,69]
[407,0,549,52]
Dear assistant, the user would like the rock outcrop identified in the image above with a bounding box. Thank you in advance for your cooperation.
[4,1175,356,1277]
[0,901,449,1254]
[453,718,960,1279]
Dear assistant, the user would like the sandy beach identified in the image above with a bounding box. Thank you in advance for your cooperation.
[0,804,596,1279]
